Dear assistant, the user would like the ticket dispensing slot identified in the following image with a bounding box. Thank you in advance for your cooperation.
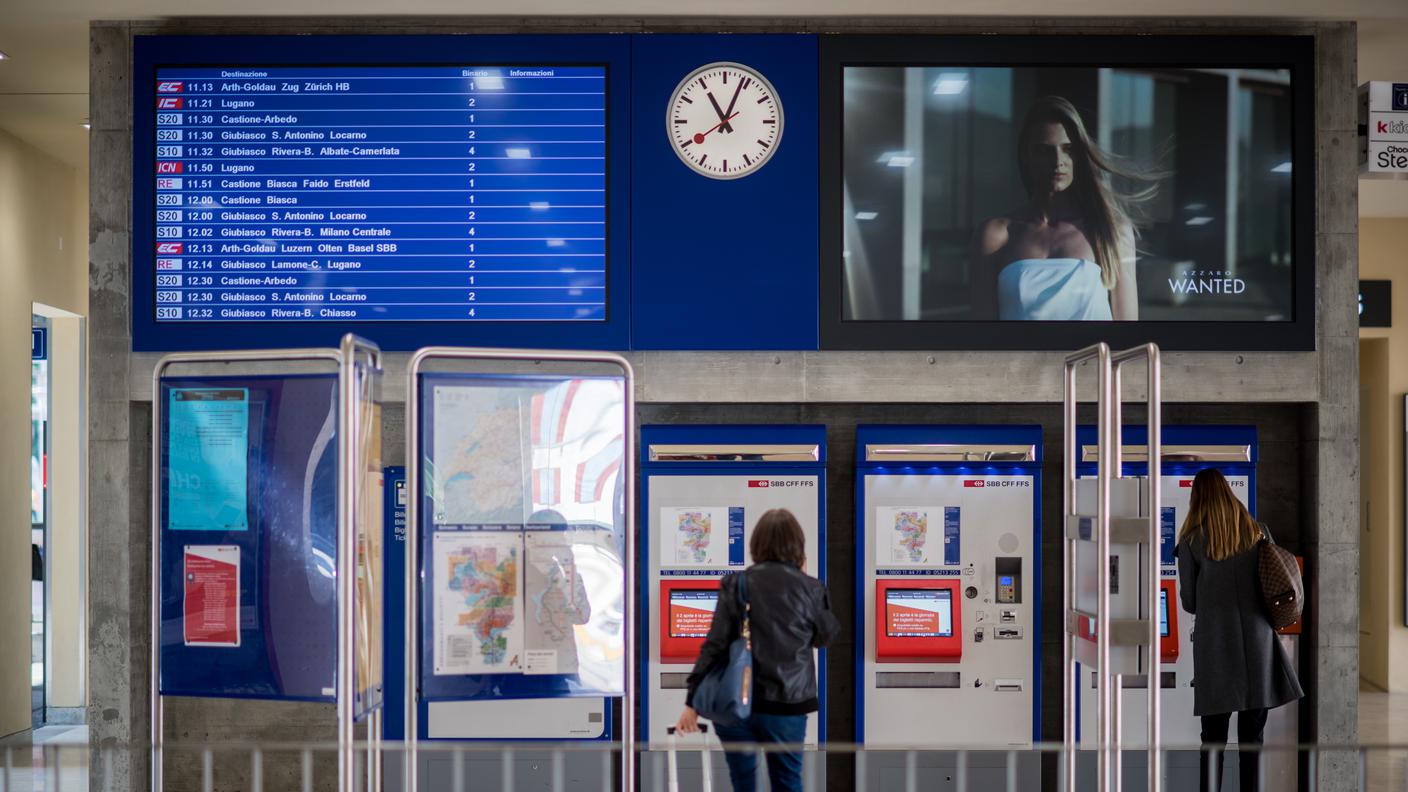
[875,579,963,663]
[659,580,720,665]
[1160,580,1179,660]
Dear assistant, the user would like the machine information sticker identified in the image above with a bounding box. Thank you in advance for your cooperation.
[661,506,736,567]
[183,545,240,647]
[167,388,249,532]
[943,507,960,566]
[433,530,523,675]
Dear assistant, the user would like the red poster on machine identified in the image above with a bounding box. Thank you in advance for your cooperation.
[183,545,240,647]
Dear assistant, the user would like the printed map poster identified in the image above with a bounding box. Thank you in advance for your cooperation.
[523,529,623,688]
[433,531,523,676]
[876,507,947,566]
[430,386,530,526]
[661,507,728,567]
[167,388,249,532]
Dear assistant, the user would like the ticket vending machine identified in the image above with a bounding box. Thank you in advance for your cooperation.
[641,425,828,784]
[1075,425,1298,790]
[856,425,1042,789]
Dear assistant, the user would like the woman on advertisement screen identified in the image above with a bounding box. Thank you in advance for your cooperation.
[969,95,1157,321]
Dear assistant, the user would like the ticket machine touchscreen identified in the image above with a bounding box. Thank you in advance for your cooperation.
[885,589,954,638]
[1159,588,1170,638]
[669,590,718,638]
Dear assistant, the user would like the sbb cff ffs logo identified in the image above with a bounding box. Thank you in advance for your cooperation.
[747,479,815,488]
[1177,478,1245,488]
[963,479,1031,488]
[156,81,184,93]
[156,96,183,109]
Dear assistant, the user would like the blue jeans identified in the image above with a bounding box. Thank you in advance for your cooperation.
[711,712,808,792]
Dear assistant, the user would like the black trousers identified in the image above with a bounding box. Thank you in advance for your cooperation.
[1200,708,1269,792]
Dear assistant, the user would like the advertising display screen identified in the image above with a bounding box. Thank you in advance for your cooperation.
[843,65,1292,323]
[820,35,1315,351]
[149,65,606,324]
[884,588,954,638]
[668,590,718,638]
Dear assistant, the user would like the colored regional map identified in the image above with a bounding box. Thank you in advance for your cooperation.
[879,507,932,565]
[661,507,727,567]
[433,532,523,675]
[431,386,530,526]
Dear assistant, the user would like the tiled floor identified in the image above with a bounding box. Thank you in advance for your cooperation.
[1361,686,1408,792]
[0,725,89,791]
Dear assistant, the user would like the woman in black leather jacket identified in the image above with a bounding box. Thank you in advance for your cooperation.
[674,508,840,792]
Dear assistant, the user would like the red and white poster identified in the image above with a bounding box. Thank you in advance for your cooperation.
[183,545,240,647]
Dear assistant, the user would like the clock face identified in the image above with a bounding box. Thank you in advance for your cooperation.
[667,62,783,179]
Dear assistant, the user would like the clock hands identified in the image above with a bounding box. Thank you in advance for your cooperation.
[720,80,744,133]
[705,91,737,135]
[692,113,739,145]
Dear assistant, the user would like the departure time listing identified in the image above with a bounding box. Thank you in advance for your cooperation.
[151,66,607,322]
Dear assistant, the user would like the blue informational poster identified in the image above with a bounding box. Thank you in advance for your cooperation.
[1161,506,1177,566]
[943,507,961,566]
[168,388,250,532]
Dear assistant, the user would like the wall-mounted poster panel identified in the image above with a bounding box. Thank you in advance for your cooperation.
[819,35,1317,351]
[133,35,630,352]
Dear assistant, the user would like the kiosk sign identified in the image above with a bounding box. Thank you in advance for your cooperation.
[1360,81,1408,175]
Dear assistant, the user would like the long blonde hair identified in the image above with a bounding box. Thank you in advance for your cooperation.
[1016,96,1159,290]
[1178,468,1261,561]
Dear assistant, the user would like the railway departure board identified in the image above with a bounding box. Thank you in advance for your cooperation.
[151,65,607,323]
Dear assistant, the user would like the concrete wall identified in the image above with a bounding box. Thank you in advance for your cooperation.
[1357,218,1408,691]
[1359,338,1390,689]
[0,128,88,738]
[88,16,1360,791]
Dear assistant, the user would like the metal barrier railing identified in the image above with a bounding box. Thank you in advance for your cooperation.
[2,740,1401,792]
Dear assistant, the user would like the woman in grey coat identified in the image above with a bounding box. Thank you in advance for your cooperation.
[1176,468,1302,792]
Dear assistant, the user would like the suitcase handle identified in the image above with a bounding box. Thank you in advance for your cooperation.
[666,724,710,735]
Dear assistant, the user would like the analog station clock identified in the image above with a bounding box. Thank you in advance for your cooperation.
[666,62,783,180]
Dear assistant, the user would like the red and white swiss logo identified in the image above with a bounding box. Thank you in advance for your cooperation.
[156,242,183,254]
[156,161,183,174]
[963,480,986,488]
[156,81,184,93]
[156,97,183,109]
[1178,479,1193,488]
[747,480,769,488]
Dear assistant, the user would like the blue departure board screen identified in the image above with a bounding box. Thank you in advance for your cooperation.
[151,65,607,323]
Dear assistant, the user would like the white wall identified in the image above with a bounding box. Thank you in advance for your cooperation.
[0,129,88,736]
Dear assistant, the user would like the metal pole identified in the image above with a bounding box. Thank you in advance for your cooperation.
[1062,358,1078,792]
[1097,345,1113,792]
[403,347,635,792]
[338,335,358,792]
[151,361,165,792]
[1145,346,1162,792]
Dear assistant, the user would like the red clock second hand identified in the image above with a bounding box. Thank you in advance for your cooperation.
[692,112,739,145]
